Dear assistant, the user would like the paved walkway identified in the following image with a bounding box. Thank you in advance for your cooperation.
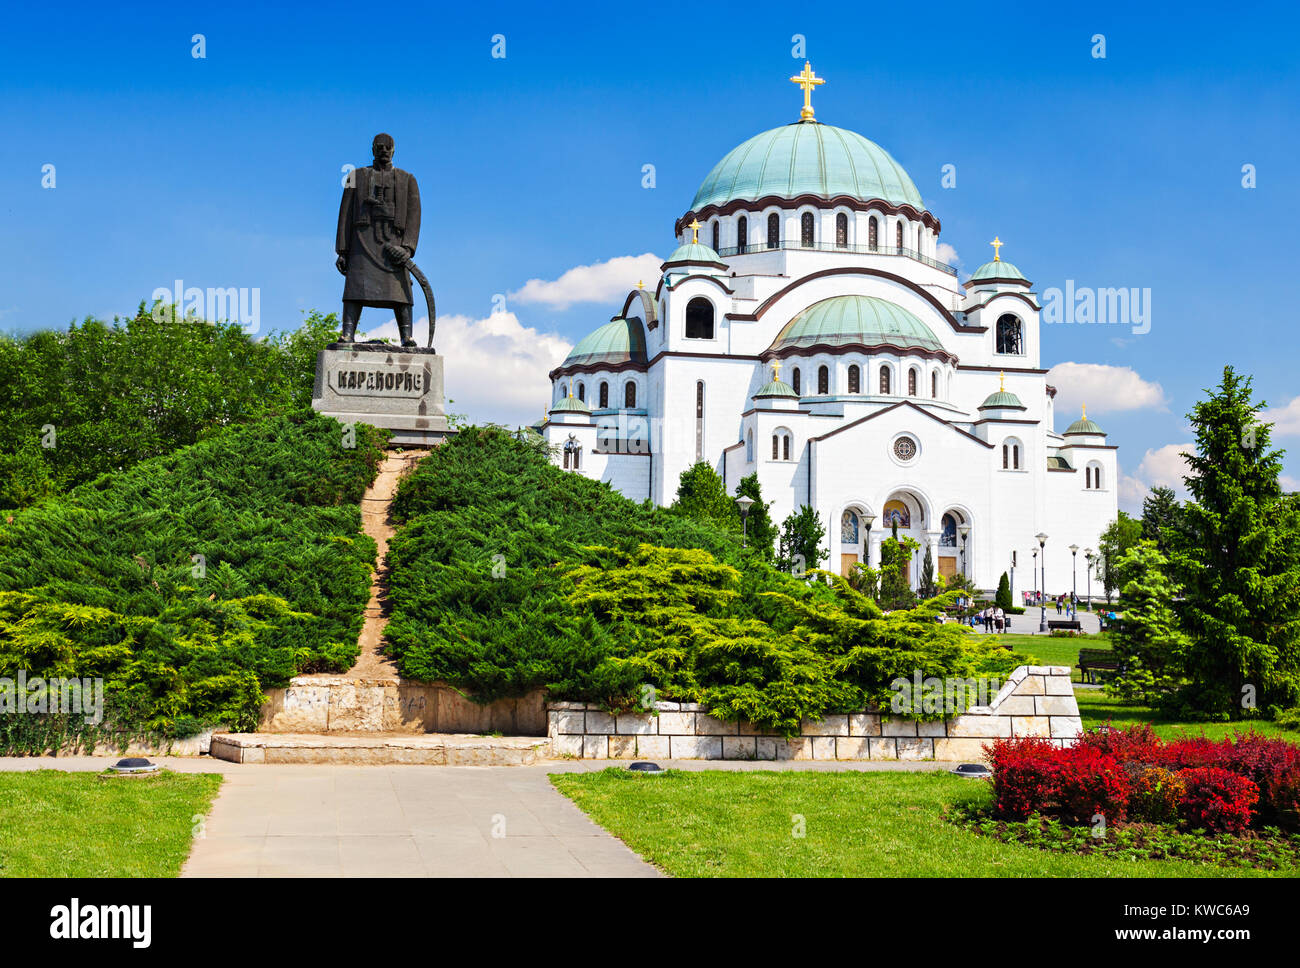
[967,607,1104,636]
[0,757,953,878]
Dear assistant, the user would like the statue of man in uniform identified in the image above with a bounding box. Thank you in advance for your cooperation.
[335,133,421,346]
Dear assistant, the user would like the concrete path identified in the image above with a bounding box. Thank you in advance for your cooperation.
[0,757,956,878]
[967,606,1104,636]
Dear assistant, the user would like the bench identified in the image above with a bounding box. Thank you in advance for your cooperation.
[1077,647,1119,684]
[1047,619,1082,635]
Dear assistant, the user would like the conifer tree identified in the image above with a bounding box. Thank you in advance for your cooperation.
[673,461,739,531]
[1170,366,1300,717]
[776,505,827,575]
[736,473,777,562]
[995,571,1013,610]
[1106,542,1191,706]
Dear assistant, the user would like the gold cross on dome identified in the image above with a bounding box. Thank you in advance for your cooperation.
[999,371,1005,391]
[772,359,782,380]
[1082,403,1087,419]
[637,280,644,290]
[689,219,701,244]
[790,61,825,121]
[990,236,1004,262]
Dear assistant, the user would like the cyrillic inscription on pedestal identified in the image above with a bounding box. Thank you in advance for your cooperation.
[312,343,452,446]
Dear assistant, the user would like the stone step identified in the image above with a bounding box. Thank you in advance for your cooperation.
[210,731,550,766]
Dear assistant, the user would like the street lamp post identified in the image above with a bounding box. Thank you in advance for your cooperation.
[1036,532,1049,632]
[1032,548,1039,607]
[1069,543,1079,618]
[863,513,876,568]
[1084,548,1095,610]
[958,524,971,579]
[736,495,755,549]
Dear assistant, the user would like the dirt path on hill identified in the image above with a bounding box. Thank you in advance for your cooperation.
[344,449,427,678]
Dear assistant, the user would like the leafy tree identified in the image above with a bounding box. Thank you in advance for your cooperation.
[1106,542,1192,706]
[1098,512,1143,602]
[735,473,777,562]
[673,461,739,532]
[776,505,827,575]
[1168,366,1300,718]
[877,524,919,610]
[995,571,1013,610]
[1140,485,1182,552]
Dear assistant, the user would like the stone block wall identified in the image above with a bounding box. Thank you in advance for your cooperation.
[548,665,1081,761]
[260,676,547,735]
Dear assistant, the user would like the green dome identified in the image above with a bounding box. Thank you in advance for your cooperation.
[980,389,1025,409]
[550,394,590,413]
[1065,414,1105,435]
[664,241,726,267]
[754,378,798,399]
[770,295,944,355]
[562,317,647,368]
[969,259,1028,283]
[691,121,923,211]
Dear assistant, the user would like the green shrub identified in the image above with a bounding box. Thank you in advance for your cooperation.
[384,427,1028,734]
[0,411,384,748]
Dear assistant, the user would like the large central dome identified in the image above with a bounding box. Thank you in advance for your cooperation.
[691,121,923,212]
[770,295,944,355]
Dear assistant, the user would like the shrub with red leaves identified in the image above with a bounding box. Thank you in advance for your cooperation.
[1176,767,1259,834]
[984,737,1061,820]
[1078,723,1161,763]
[984,738,1130,822]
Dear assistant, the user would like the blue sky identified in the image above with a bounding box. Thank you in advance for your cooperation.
[2,0,1297,506]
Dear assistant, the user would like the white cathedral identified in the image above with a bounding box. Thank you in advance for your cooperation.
[541,64,1118,596]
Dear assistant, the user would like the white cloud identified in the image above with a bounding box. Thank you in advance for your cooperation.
[507,254,663,311]
[1281,474,1299,492]
[1264,396,1300,438]
[360,311,571,426]
[1118,442,1195,511]
[1047,362,1167,417]
[936,242,960,267]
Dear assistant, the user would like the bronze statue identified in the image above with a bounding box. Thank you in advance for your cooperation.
[335,133,422,347]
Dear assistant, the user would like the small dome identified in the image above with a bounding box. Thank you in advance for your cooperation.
[754,378,799,399]
[968,259,1028,284]
[664,241,726,268]
[980,389,1025,410]
[770,294,945,355]
[1065,414,1105,435]
[561,317,647,369]
[691,121,923,211]
[550,394,590,414]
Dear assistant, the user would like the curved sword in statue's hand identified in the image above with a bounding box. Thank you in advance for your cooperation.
[405,260,437,350]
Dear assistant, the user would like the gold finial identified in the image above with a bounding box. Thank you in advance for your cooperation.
[789,61,825,121]
[689,219,701,244]
[772,359,782,381]
[1082,403,1087,419]
[990,236,1003,262]
[636,280,644,290]
[999,371,1005,392]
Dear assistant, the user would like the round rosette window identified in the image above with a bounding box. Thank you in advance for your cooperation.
[893,435,918,461]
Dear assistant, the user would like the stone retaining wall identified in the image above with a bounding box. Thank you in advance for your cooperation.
[259,676,547,735]
[548,666,1081,761]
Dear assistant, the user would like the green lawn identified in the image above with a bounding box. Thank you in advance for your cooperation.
[552,769,1286,877]
[1075,690,1295,741]
[0,770,222,877]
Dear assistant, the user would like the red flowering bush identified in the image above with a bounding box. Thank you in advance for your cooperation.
[984,737,1060,820]
[985,728,1298,834]
[1177,768,1259,834]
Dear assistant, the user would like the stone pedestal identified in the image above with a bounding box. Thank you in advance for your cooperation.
[311,342,452,446]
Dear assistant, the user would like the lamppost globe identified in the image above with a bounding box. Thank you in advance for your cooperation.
[1035,533,1048,632]
[735,495,755,548]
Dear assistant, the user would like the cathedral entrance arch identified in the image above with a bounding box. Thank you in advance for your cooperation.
[838,504,872,577]
[879,489,929,588]
[939,507,971,582]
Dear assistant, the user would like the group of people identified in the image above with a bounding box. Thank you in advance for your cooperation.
[1053,593,1079,619]
[970,606,1010,633]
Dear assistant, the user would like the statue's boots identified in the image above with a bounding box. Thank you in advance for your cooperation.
[397,309,417,348]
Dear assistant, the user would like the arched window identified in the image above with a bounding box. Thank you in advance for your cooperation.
[576,382,585,403]
[1087,462,1104,489]
[745,429,754,462]
[931,371,939,398]
[1002,443,1009,469]
[685,297,714,339]
[1003,438,1023,470]
[940,513,957,547]
[598,381,609,409]
[559,382,567,399]
[879,365,891,395]
[895,221,903,249]
[791,367,801,395]
[801,212,815,247]
[848,364,860,394]
[772,428,793,461]
[695,380,705,461]
[1086,466,1091,488]
[771,434,779,459]
[783,434,791,461]
[835,212,848,248]
[996,314,1023,355]
[1014,443,1021,470]
[817,364,829,395]
[767,212,779,249]
[625,381,637,408]
[917,226,924,253]
[572,448,580,471]
[711,220,719,252]
[737,215,747,253]
[908,368,918,397]
[868,216,879,250]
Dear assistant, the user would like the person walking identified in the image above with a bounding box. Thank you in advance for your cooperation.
[1055,596,1063,616]
[994,606,1005,633]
